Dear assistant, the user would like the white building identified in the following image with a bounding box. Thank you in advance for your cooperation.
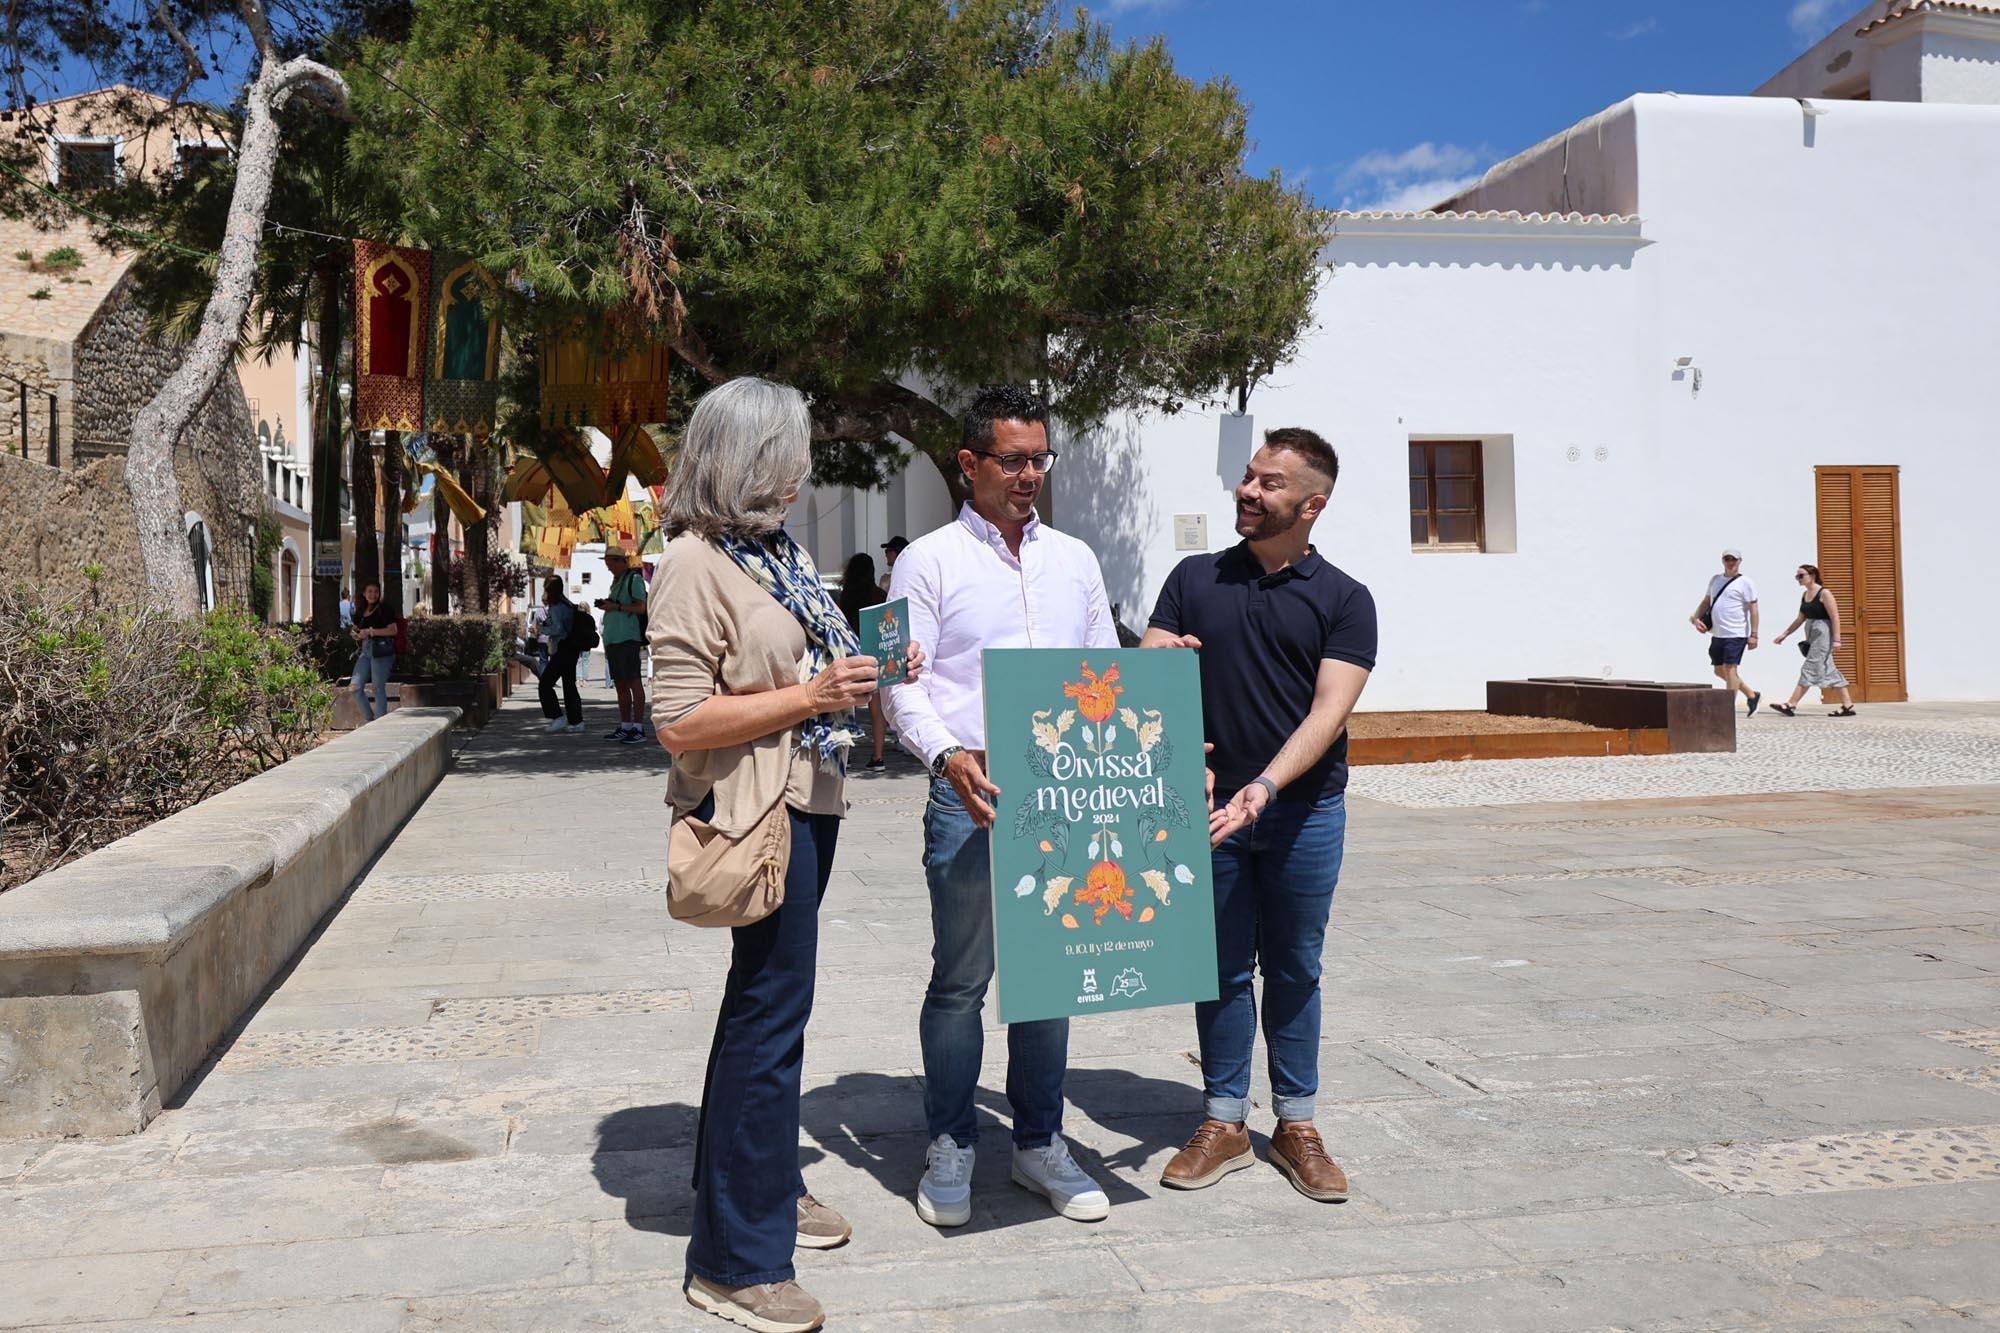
[793,0,2000,710]
[1141,0,2000,710]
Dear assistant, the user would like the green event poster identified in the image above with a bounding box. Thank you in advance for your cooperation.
[981,648,1217,1024]
[860,598,911,685]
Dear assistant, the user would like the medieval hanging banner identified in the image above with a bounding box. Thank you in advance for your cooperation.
[352,240,432,433]
[538,328,673,434]
[425,256,502,437]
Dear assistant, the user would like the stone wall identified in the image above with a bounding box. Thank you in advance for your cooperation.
[0,275,263,607]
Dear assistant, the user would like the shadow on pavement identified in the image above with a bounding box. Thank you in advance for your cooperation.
[795,1065,1200,1235]
[591,1102,826,1242]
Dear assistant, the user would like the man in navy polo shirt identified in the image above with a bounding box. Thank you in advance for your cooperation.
[1141,426,1375,1204]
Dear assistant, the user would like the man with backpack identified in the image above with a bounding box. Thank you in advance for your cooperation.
[539,574,594,733]
[596,547,650,744]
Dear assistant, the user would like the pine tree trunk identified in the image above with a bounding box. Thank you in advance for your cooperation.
[309,255,344,630]
[381,430,405,616]
[430,437,452,614]
[122,50,347,613]
[461,438,491,612]
[351,429,379,592]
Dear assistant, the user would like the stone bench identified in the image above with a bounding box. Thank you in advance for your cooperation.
[0,708,459,1137]
[1486,677,1735,753]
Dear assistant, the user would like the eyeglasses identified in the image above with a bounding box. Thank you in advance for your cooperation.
[969,448,1058,476]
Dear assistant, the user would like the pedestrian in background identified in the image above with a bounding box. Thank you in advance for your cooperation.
[884,384,1117,1231]
[651,376,922,1333]
[1691,548,1762,715]
[538,575,586,734]
[349,581,397,723]
[1772,564,1858,717]
[837,553,890,771]
[597,547,650,744]
[1143,426,1375,1204]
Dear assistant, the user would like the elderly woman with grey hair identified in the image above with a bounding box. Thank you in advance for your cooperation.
[649,376,922,1333]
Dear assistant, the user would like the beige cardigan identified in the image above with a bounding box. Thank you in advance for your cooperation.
[647,533,845,834]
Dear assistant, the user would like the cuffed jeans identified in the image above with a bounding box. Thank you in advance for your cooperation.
[1197,792,1346,1124]
[919,778,1068,1149]
[352,648,394,722]
[686,803,840,1288]
[537,645,582,725]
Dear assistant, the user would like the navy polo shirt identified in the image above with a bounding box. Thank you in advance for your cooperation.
[1149,543,1377,803]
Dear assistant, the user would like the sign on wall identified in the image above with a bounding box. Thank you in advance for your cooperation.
[982,649,1217,1024]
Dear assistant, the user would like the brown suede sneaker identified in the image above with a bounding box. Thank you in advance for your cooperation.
[685,1275,825,1332]
[1268,1121,1349,1203]
[1160,1118,1255,1190]
[795,1192,852,1250]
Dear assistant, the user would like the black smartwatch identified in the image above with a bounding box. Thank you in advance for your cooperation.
[931,745,965,779]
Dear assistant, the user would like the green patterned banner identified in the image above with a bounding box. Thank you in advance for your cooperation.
[425,256,502,437]
[982,648,1217,1024]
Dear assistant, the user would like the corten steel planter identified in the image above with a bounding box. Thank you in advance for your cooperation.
[1486,678,1735,754]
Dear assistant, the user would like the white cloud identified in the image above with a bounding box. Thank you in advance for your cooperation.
[1347,173,1487,214]
[1335,142,1487,212]
[1342,142,1480,185]
[1609,17,1661,40]
[1788,0,1843,39]
[1092,0,1179,15]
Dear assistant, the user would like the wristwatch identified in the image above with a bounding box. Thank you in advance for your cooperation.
[931,745,966,779]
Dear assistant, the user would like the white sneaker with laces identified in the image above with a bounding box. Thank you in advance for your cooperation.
[917,1134,974,1228]
[1011,1139,1109,1221]
[564,721,586,733]
[544,717,569,734]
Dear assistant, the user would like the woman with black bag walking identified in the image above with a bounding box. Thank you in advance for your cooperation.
[1771,564,1857,717]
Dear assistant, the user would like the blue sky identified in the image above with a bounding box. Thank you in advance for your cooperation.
[1088,0,1859,209]
[43,0,1860,213]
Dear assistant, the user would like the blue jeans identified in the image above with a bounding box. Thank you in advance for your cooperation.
[1197,792,1346,1124]
[919,778,1068,1149]
[687,804,841,1287]
[352,648,394,722]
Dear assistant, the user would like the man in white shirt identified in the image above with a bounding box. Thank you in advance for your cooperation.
[884,384,1118,1230]
[1691,548,1762,714]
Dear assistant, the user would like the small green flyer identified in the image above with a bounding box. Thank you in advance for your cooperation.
[981,648,1217,1024]
[860,598,911,685]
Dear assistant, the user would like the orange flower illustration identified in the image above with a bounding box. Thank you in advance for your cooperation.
[1075,859,1134,925]
[1062,662,1124,724]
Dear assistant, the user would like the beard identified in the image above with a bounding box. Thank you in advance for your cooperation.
[1236,495,1301,541]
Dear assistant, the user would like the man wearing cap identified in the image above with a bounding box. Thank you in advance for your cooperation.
[1692,549,1761,714]
[879,535,908,596]
[597,547,650,743]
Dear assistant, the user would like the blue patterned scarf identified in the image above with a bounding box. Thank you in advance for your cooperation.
[715,529,865,773]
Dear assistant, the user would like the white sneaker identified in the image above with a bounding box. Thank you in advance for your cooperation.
[544,717,569,733]
[564,721,586,733]
[1011,1139,1109,1222]
[917,1134,974,1228]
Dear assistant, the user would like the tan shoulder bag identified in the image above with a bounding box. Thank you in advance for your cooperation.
[667,791,791,927]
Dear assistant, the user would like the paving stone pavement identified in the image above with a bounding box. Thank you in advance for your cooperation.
[1354,700,2000,807]
[5,689,2000,1331]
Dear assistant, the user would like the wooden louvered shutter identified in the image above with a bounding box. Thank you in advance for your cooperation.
[1815,466,1906,702]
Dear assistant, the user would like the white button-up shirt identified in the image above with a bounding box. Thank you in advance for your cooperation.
[885,503,1120,767]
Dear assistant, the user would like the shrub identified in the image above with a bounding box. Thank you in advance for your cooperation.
[0,592,331,890]
[398,613,519,681]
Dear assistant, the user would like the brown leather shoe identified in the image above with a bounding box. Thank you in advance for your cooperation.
[1160,1118,1254,1190]
[1268,1121,1349,1202]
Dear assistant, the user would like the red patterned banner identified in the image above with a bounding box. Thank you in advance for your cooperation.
[353,239,432,433]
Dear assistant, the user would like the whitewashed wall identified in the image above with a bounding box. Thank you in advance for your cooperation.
[1054,93,2000,708]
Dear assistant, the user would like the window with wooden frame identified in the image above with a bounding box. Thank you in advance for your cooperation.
[1409,441,1485,550]
[52,137,120,187]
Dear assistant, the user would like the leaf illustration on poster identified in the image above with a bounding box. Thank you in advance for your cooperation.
[983,649,1217,1024]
